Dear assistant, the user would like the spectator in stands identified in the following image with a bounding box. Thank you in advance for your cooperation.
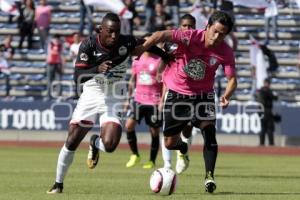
[18,0,35,50]
[264,0,278,45]
[35,0,52,52]
[1,35,15,60]
[0,45,10,98]
[220,1,234,23]
[79,0,94,36]
[256,78,278,146]
[46,34,65,99]
[260,44,278,76]
[144,0,155,32]
[298,42,300,74]
[69,33,81,99]
[0,35,15,98]
[70,33,81,66]
[163,0,179,27]
[183,0,191,5]
[7,1,21,24]
[121,0,141,35]
[150,3,172,32]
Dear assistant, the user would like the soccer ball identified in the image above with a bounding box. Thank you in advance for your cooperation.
[150,168,177,195]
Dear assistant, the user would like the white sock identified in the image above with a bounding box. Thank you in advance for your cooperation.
[161,137,172,168]
[55,145,75,183]
[95,137,106,152]
[181,133,189,144]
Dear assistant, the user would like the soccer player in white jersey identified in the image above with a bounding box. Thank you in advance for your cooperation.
[47,13,169,194]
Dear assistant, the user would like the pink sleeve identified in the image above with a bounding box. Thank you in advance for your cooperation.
[172,29,194,46]
[223,52,236,77]
[224,64,236,77]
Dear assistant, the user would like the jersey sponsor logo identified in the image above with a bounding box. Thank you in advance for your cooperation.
[93,51,103,57]
[183,58,206,80]
[118,46,127,56]
[138,71,152,85]
[80,53,88,61]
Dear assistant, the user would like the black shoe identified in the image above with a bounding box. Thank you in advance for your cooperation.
[47,182,63,194]
[87,134,100,169]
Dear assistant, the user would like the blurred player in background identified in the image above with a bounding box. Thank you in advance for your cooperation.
[124,33,163,169]
[142,11,237,193]
[47,12,169,194]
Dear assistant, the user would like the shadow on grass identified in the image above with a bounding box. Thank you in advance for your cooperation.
[218,174,300,179]
[216,192,300,196]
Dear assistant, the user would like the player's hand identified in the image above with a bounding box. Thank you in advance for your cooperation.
[219,96,229,109]
[98,61,112,73]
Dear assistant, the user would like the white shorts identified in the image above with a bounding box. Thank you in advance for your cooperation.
[70,78,126,127]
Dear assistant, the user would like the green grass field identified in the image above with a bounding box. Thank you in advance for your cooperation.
[0,146,300,200]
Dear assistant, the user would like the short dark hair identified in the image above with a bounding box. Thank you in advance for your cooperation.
[102,12,120,24]
[207,11,234,34]
[180,14,196,25]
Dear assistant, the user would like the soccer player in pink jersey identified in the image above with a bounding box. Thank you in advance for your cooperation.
[142,11,237,193]
[160,14,196,174]
[124,34,163,169]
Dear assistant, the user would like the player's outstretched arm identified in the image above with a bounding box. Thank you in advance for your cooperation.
[132,31,173,55]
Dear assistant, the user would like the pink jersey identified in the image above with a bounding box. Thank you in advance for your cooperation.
[132,53,162,105]
[163,29,235,95]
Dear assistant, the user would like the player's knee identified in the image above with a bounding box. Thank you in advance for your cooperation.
[102,139,117,153]
[126,127,135,132]
[150,127,160,138]
[164,139,174,150]
[65,124,89,151]
[202,124,217,148]
[125,122,135,132]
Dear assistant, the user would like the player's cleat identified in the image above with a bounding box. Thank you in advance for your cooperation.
[204,171,216,193]
[126,154,140,168]
[142,161,155,169]
[176,151,189,174]
[87,134,100,169]
[47,182,63,194]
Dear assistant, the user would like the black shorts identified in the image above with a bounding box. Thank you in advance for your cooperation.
[163,89,216,136]
[127,100,162,128]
